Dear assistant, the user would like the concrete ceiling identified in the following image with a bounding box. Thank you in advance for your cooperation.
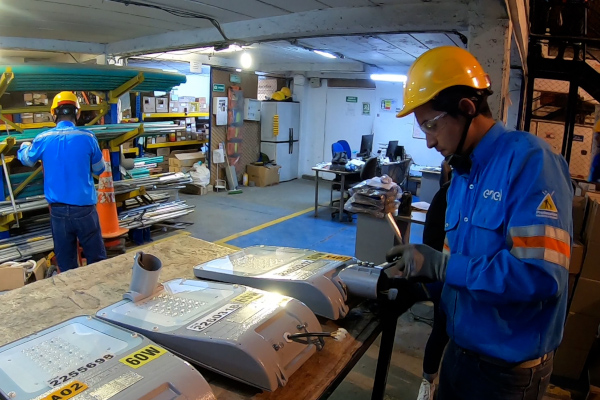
[131,32,466,75]
[0,0,472,75]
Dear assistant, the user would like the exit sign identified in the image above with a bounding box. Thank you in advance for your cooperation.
[213,84,225,92]
[346,96,358,103]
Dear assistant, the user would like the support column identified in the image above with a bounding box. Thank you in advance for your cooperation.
[506,68,524,130]
[468,0,511,123]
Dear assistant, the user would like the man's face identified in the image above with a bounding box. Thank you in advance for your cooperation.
[413,102,465,158]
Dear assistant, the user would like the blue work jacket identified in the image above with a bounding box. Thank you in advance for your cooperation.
[17,121,105,206]
[443,122,573,363]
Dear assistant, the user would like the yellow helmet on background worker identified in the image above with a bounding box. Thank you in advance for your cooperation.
[281,87,292,98]
[51,91,81,117]
[396,46,491,118]
[272,91,285,101]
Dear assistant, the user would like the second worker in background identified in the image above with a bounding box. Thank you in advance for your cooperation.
[18,91,107,272]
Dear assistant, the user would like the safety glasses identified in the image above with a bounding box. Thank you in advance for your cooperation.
[419,112,448,135]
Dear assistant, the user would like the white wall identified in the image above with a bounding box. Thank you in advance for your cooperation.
[297,79,443,177]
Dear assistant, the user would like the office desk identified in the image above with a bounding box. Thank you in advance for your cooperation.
[312,165,360,222]
[355,211,427,264]
[0,236,384,400]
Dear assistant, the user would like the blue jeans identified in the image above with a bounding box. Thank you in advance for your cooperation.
[50,204,106,272]
[438,340,553,400]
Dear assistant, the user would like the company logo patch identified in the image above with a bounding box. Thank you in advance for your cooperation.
[536,193,558,219]
[483,189,502,201]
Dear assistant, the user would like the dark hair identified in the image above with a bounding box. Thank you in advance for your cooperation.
[55,105,78,122]
[431,85,493,118]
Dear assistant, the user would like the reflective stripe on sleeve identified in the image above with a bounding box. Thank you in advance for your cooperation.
[92,159,106,174]
[509,225,570,269]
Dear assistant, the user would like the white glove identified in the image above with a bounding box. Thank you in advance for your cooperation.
[20,142,32,150]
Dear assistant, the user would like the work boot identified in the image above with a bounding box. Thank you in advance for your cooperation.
[417,378,435,400]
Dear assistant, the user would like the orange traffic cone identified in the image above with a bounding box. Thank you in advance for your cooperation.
[97,149,128,242]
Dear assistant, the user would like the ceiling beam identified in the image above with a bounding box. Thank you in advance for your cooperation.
[0,37,106,55]
[259,61,365,73]
[107,1,470,56]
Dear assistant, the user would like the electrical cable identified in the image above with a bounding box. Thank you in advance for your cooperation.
[108,0,229,41]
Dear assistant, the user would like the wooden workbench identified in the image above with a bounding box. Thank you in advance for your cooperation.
[0,236,381,400]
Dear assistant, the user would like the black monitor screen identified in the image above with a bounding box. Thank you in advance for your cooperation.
[386,140,399,159]
[360,135,373,156]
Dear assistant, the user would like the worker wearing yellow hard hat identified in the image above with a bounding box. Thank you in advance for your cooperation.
[389,47,572,400]
[50,91,81,119]
[18,91,107,273]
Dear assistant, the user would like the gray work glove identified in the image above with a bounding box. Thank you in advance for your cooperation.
[385,244,449,282]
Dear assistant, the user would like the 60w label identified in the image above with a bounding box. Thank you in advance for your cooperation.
[48,354,113,388]
[187,303,242,332]
[41,381,88,400]
[119,345,167,369]
[232,291,262,304]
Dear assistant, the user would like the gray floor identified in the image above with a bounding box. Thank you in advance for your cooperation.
[179,179,432,399]
[178,178,333,242]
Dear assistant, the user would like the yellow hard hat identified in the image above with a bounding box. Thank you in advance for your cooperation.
[396,46,491,118]
[272,91,285,101]
[281,87,292,98]
[51,91,81,116]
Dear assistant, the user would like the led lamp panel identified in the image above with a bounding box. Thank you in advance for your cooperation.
[0,316,215,400]
[97,279,322,392]
[194,246,355,319]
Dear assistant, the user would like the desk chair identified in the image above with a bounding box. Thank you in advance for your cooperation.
[331,157,378,221]
[331,142,345,158]
[337,140,352,159]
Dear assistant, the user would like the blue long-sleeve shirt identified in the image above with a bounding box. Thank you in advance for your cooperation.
[442,122,573,363]
[17,121,105,206]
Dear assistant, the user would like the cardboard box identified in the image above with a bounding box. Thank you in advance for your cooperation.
[189,102,201,112]
[562,312,600,351]
[179,96,196,103]
[180,183,208,195]
[571,241,585,275]
[573,196,587,241]
[33,112,53,123]
[570,278,600,318]
[169,166,193,173]
[156,148,170,157]
[142,96,156,113]
[155,135,167,144]
[155,97,168,112]
[569,274,577,300]
[20,112,34,124]
[33,93,48,106]
[169,101,180,113]
[23,93,33,102]
[198,97,207,105]
[169,152,205,168]
[246,164,281,187]
[584,194,600,246]
[0,264,25,291]
[582,242,600,280]
[553,345,589,380]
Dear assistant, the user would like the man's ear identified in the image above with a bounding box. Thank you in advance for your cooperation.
[458,98,477,117]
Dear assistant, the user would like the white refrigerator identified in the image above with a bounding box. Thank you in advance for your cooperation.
[260,102,300,182]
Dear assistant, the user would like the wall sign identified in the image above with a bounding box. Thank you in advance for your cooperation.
[346,96,358,103]
[362,102,370,115]
[213,84,225,92]
[230,74,241,83]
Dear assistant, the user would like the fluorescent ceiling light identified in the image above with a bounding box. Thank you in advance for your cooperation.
[313,50,337,59]
[240,52,252,69]
[236,68,242,72]
[370,74,407,83]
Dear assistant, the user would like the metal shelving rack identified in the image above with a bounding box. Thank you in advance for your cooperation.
[0,64,190,238]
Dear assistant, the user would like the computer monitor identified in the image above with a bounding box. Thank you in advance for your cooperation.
[386,141,399,159]
[359,134,373,157]
[395,145,406,161]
